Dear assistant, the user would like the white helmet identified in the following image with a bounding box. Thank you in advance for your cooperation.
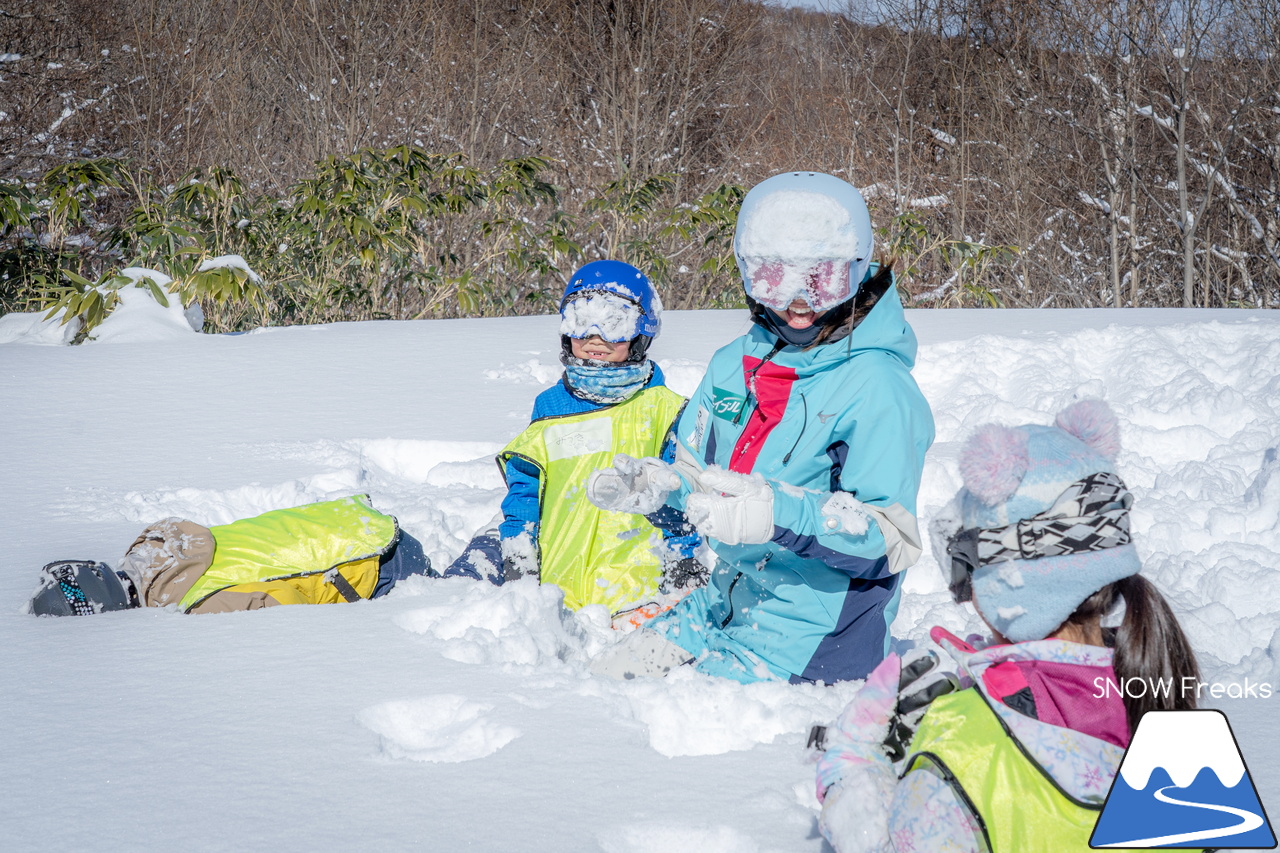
[734,172,874,313]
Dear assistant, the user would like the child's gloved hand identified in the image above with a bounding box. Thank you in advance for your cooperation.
[815,650,960,799]
[814,650,960,853]
[684,467,774,546]
[883,649,960,761]
[815,652,903,853]
[499,534,539,582]
[587,454,680,514]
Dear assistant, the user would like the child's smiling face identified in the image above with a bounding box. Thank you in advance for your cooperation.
[571,335,631,363]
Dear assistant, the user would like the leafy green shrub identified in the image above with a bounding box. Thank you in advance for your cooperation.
[0,149,1021,338]
[40,269,171,340]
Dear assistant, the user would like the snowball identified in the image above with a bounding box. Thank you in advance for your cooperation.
[997,563,1025,588]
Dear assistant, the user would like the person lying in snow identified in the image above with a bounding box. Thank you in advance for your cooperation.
[587,172,934,683]
[27,494,431,615]
[439,260,704,625]
[813,400,1201,853]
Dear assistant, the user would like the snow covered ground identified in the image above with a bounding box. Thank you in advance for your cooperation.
[2,303,1278,851]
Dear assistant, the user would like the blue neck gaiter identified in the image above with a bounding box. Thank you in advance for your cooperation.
[562,358,654,404]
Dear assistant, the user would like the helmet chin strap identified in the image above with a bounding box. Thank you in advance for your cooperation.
[747,296,854,348]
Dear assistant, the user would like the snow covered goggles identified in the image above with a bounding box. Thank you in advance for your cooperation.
[946,472,1133,603]
[741,257,853,313]
[559,289,644,343]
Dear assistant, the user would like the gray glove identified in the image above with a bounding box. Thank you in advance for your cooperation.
[587,453,680,514]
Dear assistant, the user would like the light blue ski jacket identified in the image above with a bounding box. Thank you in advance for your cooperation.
[650,278,934,683]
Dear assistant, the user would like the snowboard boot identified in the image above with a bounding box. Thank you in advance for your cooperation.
[28,560,139,616]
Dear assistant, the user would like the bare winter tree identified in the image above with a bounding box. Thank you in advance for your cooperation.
[1,0,1276,314]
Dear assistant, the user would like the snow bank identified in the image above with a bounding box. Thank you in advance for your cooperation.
[0,308,80,344]
[89,277,201,343]
[599,823,761,853]
[598,666,861,758]
[906,319,1280,685]
[394,576,612,667]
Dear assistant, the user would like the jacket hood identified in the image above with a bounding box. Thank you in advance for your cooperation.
[932,627,1127,803]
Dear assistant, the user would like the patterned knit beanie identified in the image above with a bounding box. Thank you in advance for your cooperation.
[956,399,1141,642]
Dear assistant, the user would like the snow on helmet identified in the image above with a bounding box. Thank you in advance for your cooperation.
[559,260,662,361]
[733,172,873,313]
[28,560,138,616]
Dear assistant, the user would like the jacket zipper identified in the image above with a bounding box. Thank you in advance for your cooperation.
[781,392,808,465]
[733,340,786,426]
[719,571,744,629]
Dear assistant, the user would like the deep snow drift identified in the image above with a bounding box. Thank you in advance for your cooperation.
[2,304,1278,852]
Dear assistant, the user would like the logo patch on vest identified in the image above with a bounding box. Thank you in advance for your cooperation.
[1090,709,1275,848]
[543,418,613,461]
[711,387,746,421]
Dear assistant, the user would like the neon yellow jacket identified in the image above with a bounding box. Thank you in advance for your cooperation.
[167,495,399,613]
[499,385,685,612]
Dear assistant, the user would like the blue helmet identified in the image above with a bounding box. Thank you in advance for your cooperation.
[733,172,874,313]
[559,260,662,361]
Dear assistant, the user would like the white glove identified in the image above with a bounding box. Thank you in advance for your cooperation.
[685,467,775,546]
[587,454,680,514]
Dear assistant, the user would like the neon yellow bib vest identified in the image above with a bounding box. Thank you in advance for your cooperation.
[499,386,685,613]
[179,495,399,613]
[905,689,1158,853]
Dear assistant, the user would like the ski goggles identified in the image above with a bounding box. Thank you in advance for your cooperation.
[945,472,1133,603]
[741,257,853,313]
[558,289,644,342]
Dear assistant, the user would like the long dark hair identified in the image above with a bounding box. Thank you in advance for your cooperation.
[1066,575,1200,737]
[810,259,897,349]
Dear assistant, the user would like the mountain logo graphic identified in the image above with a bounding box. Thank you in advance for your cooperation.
[1090,709,1276,849]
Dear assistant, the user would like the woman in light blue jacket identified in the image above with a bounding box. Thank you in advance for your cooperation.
[588,172,934,684]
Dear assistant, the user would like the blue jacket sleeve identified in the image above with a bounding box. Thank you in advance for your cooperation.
[499,455,541,542]
[769,368,933,578]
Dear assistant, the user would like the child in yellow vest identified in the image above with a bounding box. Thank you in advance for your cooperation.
[28,494,432,615]
[441,260,703,621]
[815,400,1200,853]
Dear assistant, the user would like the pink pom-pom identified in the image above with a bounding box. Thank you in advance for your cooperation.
[960,424,1029,505]
[1055,399,1121,460]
